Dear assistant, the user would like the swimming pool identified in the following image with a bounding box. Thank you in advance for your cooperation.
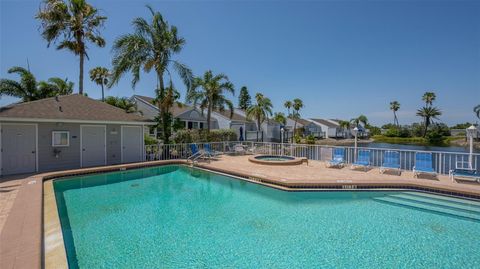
[53,165,480,268]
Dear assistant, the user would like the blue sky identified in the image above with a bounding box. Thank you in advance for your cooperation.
[1,0,479,126]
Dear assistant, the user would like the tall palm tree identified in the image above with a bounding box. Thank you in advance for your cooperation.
[36,0,107,95]
[474,104,480,120]
[110,5,192,143]
[89,67,109,101]
[247,93,273,131]
[422,92,436,107]
[292,98,303,134]
[416,106,442,137]
[105,96,136,113]
[187,70,235,133]
[284,100,292,116]
[273,112,287,125]
[0,66,72,101]
[389,101,400,126]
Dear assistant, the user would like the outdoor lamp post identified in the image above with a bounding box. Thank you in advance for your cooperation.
[353,127,359,162]
[466,125,476,169]
[281,127,285,156]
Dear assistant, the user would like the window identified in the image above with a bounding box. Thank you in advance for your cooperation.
[52,131,69,147]
[193,122,199,129]
[187,122,193,129]
[199,122,204,129]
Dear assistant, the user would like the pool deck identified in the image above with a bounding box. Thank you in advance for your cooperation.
[1,156,480,269]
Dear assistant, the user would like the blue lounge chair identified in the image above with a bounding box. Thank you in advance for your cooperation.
[380,151,401,175]
[327,148,345,168]
[351,149,371,171]
[204,144,221,158]
[449,158,480,183]
[187,144,205,161]
[413,152,437,178]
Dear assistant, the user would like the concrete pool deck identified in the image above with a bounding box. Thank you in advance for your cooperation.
[0,155,479,268]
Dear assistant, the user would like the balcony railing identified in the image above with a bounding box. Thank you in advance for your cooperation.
[145,141,480,175]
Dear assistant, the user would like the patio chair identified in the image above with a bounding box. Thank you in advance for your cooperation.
[326,148,345,168]
[449,157,480,183]
[413,152,437,178]
[204,144,221,158]
[380,151,401,175]
[234,144,246,155]
[187,144,206,162]
[351,149,371,171]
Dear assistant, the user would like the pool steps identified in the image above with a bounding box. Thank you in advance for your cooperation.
[373,192,480,221]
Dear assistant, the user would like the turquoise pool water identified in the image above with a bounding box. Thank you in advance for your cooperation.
[254,155,295,161]
[53,165,480,268]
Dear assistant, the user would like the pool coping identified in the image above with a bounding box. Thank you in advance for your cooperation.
[2,158,480,269]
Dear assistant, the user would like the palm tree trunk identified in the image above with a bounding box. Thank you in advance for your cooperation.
[79,51,84,95]
[157,73,169,143]
[207,104,212,133]
[294,120,297,136]
[101,83,104,102]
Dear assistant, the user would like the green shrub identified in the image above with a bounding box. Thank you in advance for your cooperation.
[306,134,316,144]
[144,134,158,145]
[294,134,302,144]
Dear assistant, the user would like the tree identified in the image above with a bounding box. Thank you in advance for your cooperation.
[238,86,251,110]
[273,112,287,125]
[1,66,72,101]
[110,6,192,143]
[105,96,136,113]
[422,92,436,107]
[416,106,442,137]
[39,77,74,96]
[351,115,368,128]
[247,93,273,131]
[187,70,235,133]
[89,67,109,101]
[474,104,480,119]
[338,120,350,138]
[292,98,303,134]
[36,0,107,95]
[389,101,400,126]
[284,100,292,116]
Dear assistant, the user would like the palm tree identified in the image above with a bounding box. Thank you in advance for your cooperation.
[351,115,368,128]
[474,104,480,119]
[110,5,192,143]
[187,70,235,133]
[338,120,350,138]
[247,93,273,131]
[38,77,74,96]
[105,96,136,113]
[36,0,107,95]
[292,98,303,134]
[284,100,292,116]
[422,92,436,107]
[416,106,442,137]
[273,112,287,125]
[89,67,109,101]
[0,66,72,101]
[390,101,400,126]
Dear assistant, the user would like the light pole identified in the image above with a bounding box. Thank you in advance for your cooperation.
[281,127,285,156]
[353,127,359,162]
[466,125,476,169]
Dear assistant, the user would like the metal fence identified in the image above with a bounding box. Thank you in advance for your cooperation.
[145,141,480,175]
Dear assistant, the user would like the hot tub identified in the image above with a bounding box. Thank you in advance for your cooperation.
[248,155,305,165]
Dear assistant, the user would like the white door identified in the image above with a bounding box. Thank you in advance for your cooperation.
[81,125,106,167]
[122,126,143,163]
[1,124,36,175]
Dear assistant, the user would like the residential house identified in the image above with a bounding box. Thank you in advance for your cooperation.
[308,119,343,138]
[0,94,153,176]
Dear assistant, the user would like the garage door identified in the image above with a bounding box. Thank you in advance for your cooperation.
[1,124,36,175]
[81,125,106,167]
[122,126,143,163]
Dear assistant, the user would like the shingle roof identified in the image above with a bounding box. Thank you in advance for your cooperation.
[133,95,193,117]
[310,118,339,128]
[0,94,150,123]
[288,117,311,126]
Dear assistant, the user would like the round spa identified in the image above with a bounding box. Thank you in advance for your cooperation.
[248,155,305,165]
